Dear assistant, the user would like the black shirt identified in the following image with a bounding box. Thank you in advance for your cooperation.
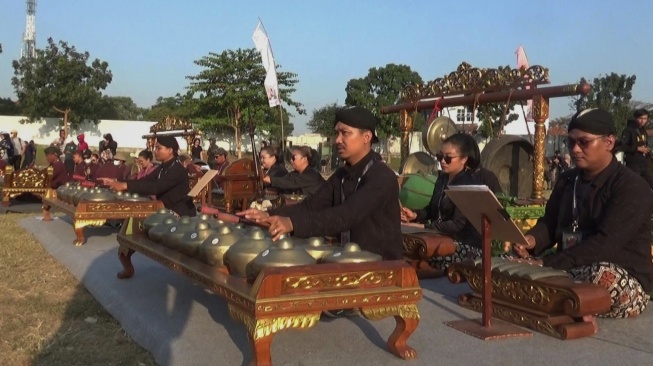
[126,158,196,217]
[528,158,653,292]
[621,120,650,166]
[191,145,202,160]
[269,150,402,260]
[472,167,503,195]
[269,167,325,196]
[415,170,482,247]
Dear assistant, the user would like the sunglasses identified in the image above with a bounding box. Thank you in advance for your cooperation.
[291,155,304,161]
[435,153,459,164]
[564,136,605,149]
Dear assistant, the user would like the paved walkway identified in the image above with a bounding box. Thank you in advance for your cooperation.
[20,216,653,366]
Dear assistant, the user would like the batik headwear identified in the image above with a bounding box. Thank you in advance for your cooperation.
[334,106,380,144]
[568,108,616,136]
[156,136,179,155]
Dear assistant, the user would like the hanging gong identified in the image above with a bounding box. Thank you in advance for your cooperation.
[480,135,534,198]
[422,116,457,155]
[399,152,437,175]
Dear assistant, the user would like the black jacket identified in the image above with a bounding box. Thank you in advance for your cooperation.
[621,119,649,166]
[269,150,402,260]
[415,170,482,247]
[266,162,288,178]
[126,158,196,217]
[472,167,503,195]
[527,158,653,292]
[269,167,325,196]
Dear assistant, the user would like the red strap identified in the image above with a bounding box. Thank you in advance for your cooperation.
[426,97,444,125]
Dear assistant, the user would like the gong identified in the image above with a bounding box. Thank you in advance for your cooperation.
[399,152,437,175]
[480,136,534,198]
[422,116,457,155]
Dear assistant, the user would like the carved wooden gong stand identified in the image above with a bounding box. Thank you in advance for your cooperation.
[381,62,590,201]
[142,115,198,154]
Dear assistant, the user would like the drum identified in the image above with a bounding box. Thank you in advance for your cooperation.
[399,173,437,210]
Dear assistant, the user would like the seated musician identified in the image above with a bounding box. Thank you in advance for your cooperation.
[514,109,652,318]
[400,133,483,270]
[179,153,203,177]
[113,153,131,180]
[212,148,230,194]
[44,146,69,189]
[239,106,402,261]
[94,157,122,185]
[102,136,196,217]
[87,153,100,180]
[263,146,325,197]
[71,150,87,181]
[133,150,156,180]
[260,146,288,183]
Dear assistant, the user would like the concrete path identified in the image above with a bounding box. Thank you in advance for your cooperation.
[20,216,653,366]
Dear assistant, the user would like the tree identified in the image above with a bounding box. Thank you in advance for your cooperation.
[99,96,148,120]
[144,93,195,121]
[344,64,423,163]
[571,73,636,134]
[186,48,304,157]
[0,97,21,115]
[11,38,112,135]
[475,99,519,138]
[307,102,341,137]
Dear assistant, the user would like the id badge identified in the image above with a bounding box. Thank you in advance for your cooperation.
[561,230,582,250]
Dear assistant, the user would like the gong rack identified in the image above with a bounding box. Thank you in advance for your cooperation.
[142,115,198,154]
[380,62,590,201]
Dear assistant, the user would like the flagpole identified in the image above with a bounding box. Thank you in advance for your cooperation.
[257,17,285,153]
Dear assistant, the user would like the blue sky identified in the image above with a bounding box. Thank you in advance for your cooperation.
[1,0,652,134]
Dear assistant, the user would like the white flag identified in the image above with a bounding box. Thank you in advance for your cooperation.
[516,45,534,122]
[253,21,281,108]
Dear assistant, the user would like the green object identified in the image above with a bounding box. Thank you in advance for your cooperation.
[399,174,437,210]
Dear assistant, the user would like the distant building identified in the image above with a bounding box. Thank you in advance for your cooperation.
[286,133,327,150]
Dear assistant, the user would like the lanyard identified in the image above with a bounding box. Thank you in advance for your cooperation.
[572,174,580,231]
[340,160,374,244]
[435,175,449,222]
[158,160,177,179]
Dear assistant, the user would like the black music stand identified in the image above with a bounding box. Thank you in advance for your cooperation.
[443,185,532,340]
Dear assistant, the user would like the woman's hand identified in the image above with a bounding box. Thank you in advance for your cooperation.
[236,208,270,222]
[512,235,536,258]
[400,207,417,223]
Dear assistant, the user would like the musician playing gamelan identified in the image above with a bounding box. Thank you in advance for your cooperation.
[401,133,483,270]
[514,108,652,318]
[239,106,402,261]
[264,146,325,197]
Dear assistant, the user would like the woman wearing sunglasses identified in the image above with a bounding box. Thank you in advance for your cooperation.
[263,146,325,196]
[401,133,483,270]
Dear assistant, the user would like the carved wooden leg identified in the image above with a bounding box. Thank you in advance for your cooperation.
[2,193,9,207]
[248,332,273,366]
[117,247,135,279]
[387,315,419,360]
[73,221,87,246]
[42,204,52,221]
[361,304,420,360]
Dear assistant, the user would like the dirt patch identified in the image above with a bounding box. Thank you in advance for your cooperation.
[0,213,156,366]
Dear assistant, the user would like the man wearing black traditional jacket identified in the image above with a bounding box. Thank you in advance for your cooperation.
[514,108,652,318]
[621,108,653,190]
[102,136,196,217]
[238,106,402,261]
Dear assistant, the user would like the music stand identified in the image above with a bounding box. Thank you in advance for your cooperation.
[443,185,532,340]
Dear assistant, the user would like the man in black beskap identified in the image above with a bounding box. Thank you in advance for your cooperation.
[514,108,652,318]
[238,106,403,261]
[102,136,196,217]
[621,108,653,190]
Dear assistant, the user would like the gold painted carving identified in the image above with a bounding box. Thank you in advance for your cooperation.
[402,237,423,255]
[282,270,396,292]
[400,62,550,101]
[10,168,47,188]
[74,219,107,229]
[149,116,194,133]
[531,95,549,200]
[228,305,321,340]
[361,304,420,321]
[85,202,158,213]
[255,290,422,313]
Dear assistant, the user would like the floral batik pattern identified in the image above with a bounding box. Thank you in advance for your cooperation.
[568,262,649,318]
[428,242,482,271]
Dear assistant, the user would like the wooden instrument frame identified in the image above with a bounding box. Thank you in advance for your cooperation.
[2,165,54,206]
[142,115,197,154]
[116,217,423,366]
[380,62,591,201]
[41,197,164,246]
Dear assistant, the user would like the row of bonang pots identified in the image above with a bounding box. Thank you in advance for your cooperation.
[142,209,383,283]
[56,182,150,206]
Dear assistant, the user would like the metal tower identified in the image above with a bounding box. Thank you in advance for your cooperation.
[21,0,36,59]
